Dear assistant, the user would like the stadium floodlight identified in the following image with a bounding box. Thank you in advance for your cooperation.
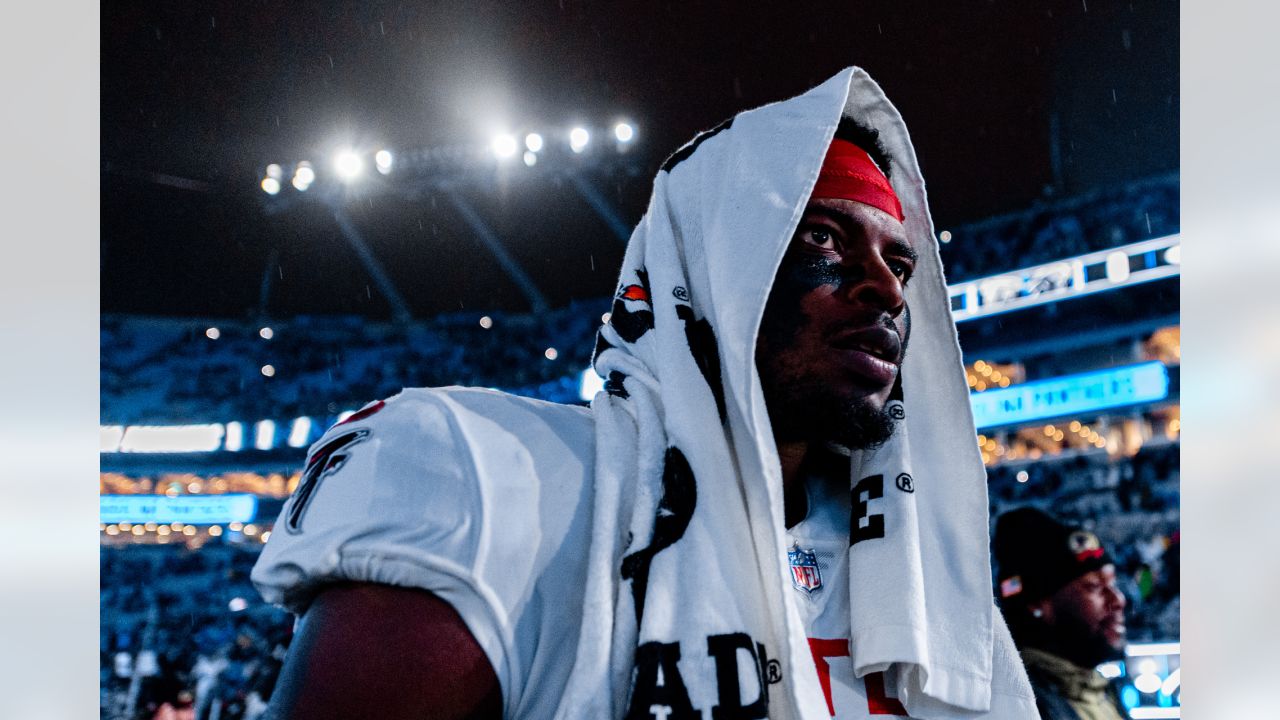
[525,133,544,152]
[614,122,635,143]
[334,150,363,180]
[266,163,282,179]
[492,133,519,159]
[261,364,276,377]
[259,327,274,339]
[523,151,537,167]
[260,177,281,195]
[544,347,559,360]
[205,327,220,340]
[293,161,315,191]
[939,230,952,244]
[569,127,590,153]
[375,149,393,174]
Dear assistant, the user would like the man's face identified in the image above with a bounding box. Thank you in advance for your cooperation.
[756,197,916,449]
[1043,565,1128,666]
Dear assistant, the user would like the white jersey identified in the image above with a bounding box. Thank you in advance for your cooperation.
[786,467,912,719]
[254,388,930,718]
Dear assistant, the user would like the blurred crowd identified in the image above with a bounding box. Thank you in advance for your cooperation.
[937,173,1178,281]
[101,544,291,720]
[101,302,601,426]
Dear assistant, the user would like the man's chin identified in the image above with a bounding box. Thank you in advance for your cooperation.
[824,396,897,450]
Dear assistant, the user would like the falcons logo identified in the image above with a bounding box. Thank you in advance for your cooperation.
[284,426,371,534]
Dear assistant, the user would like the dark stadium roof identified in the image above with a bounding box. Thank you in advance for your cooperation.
[101,0,1178,320]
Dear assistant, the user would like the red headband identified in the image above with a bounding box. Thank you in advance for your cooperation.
[810,139,904,222]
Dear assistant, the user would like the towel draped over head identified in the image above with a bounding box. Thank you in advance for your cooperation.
[561,67,1036,720]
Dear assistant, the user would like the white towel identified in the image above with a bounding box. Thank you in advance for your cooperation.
[558,67,1036,719]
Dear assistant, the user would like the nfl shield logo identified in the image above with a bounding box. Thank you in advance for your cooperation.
[789,546,823,593]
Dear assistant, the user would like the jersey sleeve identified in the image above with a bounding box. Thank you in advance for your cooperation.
[250,390,514,695]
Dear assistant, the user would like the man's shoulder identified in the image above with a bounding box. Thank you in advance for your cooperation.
[254,386,597,616]
[391,385,593,442]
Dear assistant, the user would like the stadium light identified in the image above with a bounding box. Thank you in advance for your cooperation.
[334,151,363,180]
[614,122,635,143]
[544,347,559,360]
[119,424,225,454]
[254,420,275,450]
[260,177,281,195]
[259,327,273,339]
[1105,251,1131,283]
[523,151,537,167]
[266,163,282,179]
[205,327,220,340]
[375,149,393,174]
[492,133,518,159]
[100,426,124,452]
[288,417,312,447]
[939,230,952,244]
[569,127,590,153]
[525,133,544,152]
[261,364,276,377]
[293,161,315,191]
[224,422,244,452]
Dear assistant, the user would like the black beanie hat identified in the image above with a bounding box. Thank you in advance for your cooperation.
[993,507,1113,604]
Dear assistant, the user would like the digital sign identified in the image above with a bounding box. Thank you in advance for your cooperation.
[970,361,1170,430]
[100,494,259,525]
[949,234,1180,323]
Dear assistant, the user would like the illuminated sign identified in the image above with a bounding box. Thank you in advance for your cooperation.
[949,235,1180,322]
[100,494,259,525]
[970,361,1170,429]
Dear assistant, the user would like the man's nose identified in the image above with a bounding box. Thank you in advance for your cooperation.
[1105,583,1127,610]
[840,257,905,316]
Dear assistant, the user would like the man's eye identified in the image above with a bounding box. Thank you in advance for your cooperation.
[800,227,837,249]
[888,259,914,283]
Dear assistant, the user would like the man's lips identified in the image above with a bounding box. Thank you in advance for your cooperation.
[1101,616,1127,639]
[828,326,902,386]
[828,326,902,363]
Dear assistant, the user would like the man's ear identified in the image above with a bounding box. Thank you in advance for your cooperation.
[1027,597,1054,624]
